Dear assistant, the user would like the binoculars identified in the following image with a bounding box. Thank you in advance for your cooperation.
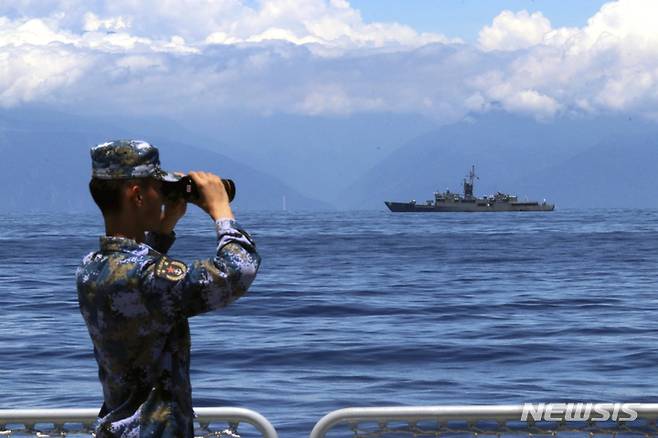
[162,176,236,203]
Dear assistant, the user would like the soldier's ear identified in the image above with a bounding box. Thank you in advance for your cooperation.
[134,188,143,206]
[125,181,143,207]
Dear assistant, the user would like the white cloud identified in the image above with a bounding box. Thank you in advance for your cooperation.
[245,27,322,45]
[82,12,130,32]
[0,0,658,122]
[0,44,90,107]
[0,17,91,107]
[0,1,460,115]
[505,89,562,119]
[478,10,552,52]
[597,68,656,110]
[298,85,385,115]
[0,0,456,48]
[0,17,75,47]
[577,0,658,52]
[472,0,658,120]
[205,31,241,45]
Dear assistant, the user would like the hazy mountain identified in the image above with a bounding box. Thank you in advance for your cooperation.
[513,132,658,208]
[0,109,330,213]
[3,107,657,213]
[338,112,658,209]
[182,112,439,200]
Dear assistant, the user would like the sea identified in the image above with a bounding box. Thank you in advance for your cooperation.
[1,209,658,436]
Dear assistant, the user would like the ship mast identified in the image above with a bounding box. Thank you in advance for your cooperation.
[463,165,478,198]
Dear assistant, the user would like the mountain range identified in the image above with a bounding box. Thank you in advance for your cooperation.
[0,107,329,213]
[1,107,657,212]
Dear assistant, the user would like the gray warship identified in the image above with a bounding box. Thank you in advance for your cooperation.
[385,166,554,212]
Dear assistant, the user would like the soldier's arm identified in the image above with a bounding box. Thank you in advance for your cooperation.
[140,219,260,319]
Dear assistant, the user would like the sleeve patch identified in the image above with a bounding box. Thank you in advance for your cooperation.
[155,257,188,281]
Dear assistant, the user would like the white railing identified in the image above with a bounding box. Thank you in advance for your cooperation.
[310,404,658,438]
[0,407,278,438]
[5,404,658,437]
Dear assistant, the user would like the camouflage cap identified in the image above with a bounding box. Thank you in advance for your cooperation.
[91,140,180,182]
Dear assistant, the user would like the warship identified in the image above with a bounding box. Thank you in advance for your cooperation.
[385,166,554,212]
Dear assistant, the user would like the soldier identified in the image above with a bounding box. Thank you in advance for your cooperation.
[76,140,261,437]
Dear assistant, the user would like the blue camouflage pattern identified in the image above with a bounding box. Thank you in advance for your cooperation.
[76,219,261,437]
[91,140,179,181]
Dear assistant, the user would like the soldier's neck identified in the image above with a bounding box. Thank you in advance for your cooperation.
[104,214,146,243]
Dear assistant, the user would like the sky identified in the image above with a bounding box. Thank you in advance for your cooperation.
[1,0,658,123]
[350,0,610,42]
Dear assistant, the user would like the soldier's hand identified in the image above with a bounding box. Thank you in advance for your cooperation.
[188,171,234,221]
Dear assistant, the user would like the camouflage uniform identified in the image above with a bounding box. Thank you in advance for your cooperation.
[76,140,261,438]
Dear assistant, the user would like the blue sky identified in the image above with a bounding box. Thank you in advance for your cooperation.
[350,0,610,41]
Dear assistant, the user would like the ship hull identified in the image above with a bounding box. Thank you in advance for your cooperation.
[385,201,555,212]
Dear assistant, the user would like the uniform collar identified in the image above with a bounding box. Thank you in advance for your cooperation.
[100,235,155,256]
